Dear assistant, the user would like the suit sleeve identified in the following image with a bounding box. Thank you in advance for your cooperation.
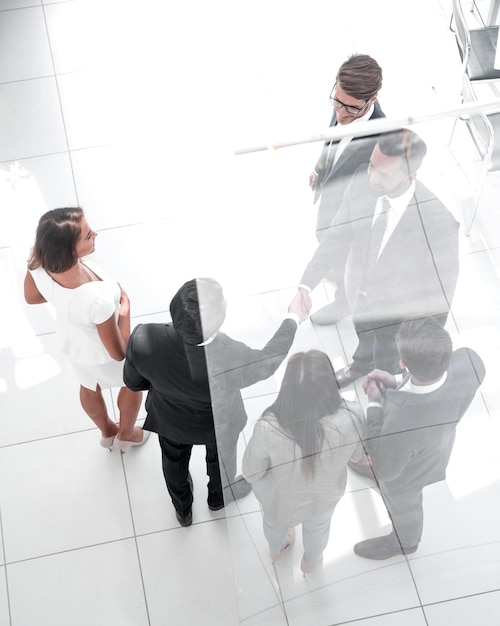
[364,404,412,483]
[210,318,297,390]
[123,325,152,392]
[242,419,272,482]
[300,175,356,289]
[423,208,460,315]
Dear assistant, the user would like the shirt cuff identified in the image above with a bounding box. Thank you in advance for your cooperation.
[298,284,312,293]
[285,313,300,325]
[367,401,383,408]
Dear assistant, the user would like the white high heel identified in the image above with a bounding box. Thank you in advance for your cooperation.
[113,429,150,453]
[100,435,116,451]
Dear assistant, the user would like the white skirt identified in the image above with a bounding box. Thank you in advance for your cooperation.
[71,358,125,391]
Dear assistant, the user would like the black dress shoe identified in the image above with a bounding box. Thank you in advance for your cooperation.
[175,509,193,527]
[354,534,418,560]
[335,364,366,388]
[310,300,351,326]
[207,490,225,511]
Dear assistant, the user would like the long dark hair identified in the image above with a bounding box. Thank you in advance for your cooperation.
[264,350,342,479]
[28,207,84,273]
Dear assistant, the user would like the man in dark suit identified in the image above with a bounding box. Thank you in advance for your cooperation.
[123,278,308,526]
[309,54,385,323]
[298,129,459,387]
[350,318,485,559]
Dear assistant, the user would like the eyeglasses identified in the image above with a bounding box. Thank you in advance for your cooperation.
[329,84,368,115]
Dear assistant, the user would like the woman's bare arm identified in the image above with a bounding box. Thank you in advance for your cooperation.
[96,287,131,361]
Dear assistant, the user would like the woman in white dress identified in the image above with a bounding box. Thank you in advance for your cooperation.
[243,350,363,575]
[24,207,148,452]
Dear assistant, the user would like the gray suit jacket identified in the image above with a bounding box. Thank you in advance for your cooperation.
[314,101,385,236]
[301,168,460,324]
[364,348,485,492]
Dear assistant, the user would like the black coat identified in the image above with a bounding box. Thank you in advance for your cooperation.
[123,319,297,445]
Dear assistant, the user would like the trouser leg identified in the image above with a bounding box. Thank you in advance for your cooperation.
[158,435,193,516]
[262,516,290,557]
[372,320,402,373]
[302,508,335,566]
[205,442,223,508]
[381,485,424,548]
[351,318,375,373]
[214,428,239,489]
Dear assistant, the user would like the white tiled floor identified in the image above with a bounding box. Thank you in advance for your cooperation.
[1,0,500,624]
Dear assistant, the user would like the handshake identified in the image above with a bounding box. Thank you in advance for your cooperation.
[288,287,312,323]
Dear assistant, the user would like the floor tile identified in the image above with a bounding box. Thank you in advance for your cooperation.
[225,512,283,621]
[7,539,148,626]
[56,71,117,150]
[0,567,8,626]
[0,77,67,162]
[0,153,77,249]
[137,521,240,626]
[124,432,226,536]
[282,561,421,625]
[70,145,174,229]
[424,589,500,626]
[0,326,120,445]
[240,604,288,626]
[44,0,115,74]
[410,542,500,605]
[1,0,42,9]
[0,430,134,562]
[0,6,52,83]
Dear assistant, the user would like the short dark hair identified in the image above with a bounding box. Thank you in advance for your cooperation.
[28,207,84,273]
[396,317,452,381]
[170,278,226,345]
[377,129,428,175]
[336,54,382,101]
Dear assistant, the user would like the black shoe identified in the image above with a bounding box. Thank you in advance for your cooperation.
[224,475,252,502]
[336,363,366,388]
[175,509,193,527]
[310,300,350,326]
[208,500,225,512]
[353,534,418,560]
[207,490,225,511]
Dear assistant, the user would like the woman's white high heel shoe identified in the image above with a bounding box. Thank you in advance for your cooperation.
[100,435,116,451]
[113,430,150,453]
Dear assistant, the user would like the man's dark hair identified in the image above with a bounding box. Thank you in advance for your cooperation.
[170,278,226,345]
[396,317,452,382]
[336,54,382,101]
[377,129,428,175]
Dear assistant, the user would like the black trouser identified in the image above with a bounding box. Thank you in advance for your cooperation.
[158,436,223,515]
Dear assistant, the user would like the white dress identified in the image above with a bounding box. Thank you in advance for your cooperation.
[29,258,124,390]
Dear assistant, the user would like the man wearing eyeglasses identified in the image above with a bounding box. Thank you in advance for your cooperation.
[309,54,384,324]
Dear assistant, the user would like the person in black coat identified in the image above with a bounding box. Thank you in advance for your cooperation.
[350,317,485,559]
[123,278,308,526]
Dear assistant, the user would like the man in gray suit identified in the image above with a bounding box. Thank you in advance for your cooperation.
[309,53,385,323]
[350,318,485,559]
[298,129,459,387]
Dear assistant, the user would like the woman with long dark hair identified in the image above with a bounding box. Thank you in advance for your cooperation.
[24,207,147,451]
[243,350,363,574]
